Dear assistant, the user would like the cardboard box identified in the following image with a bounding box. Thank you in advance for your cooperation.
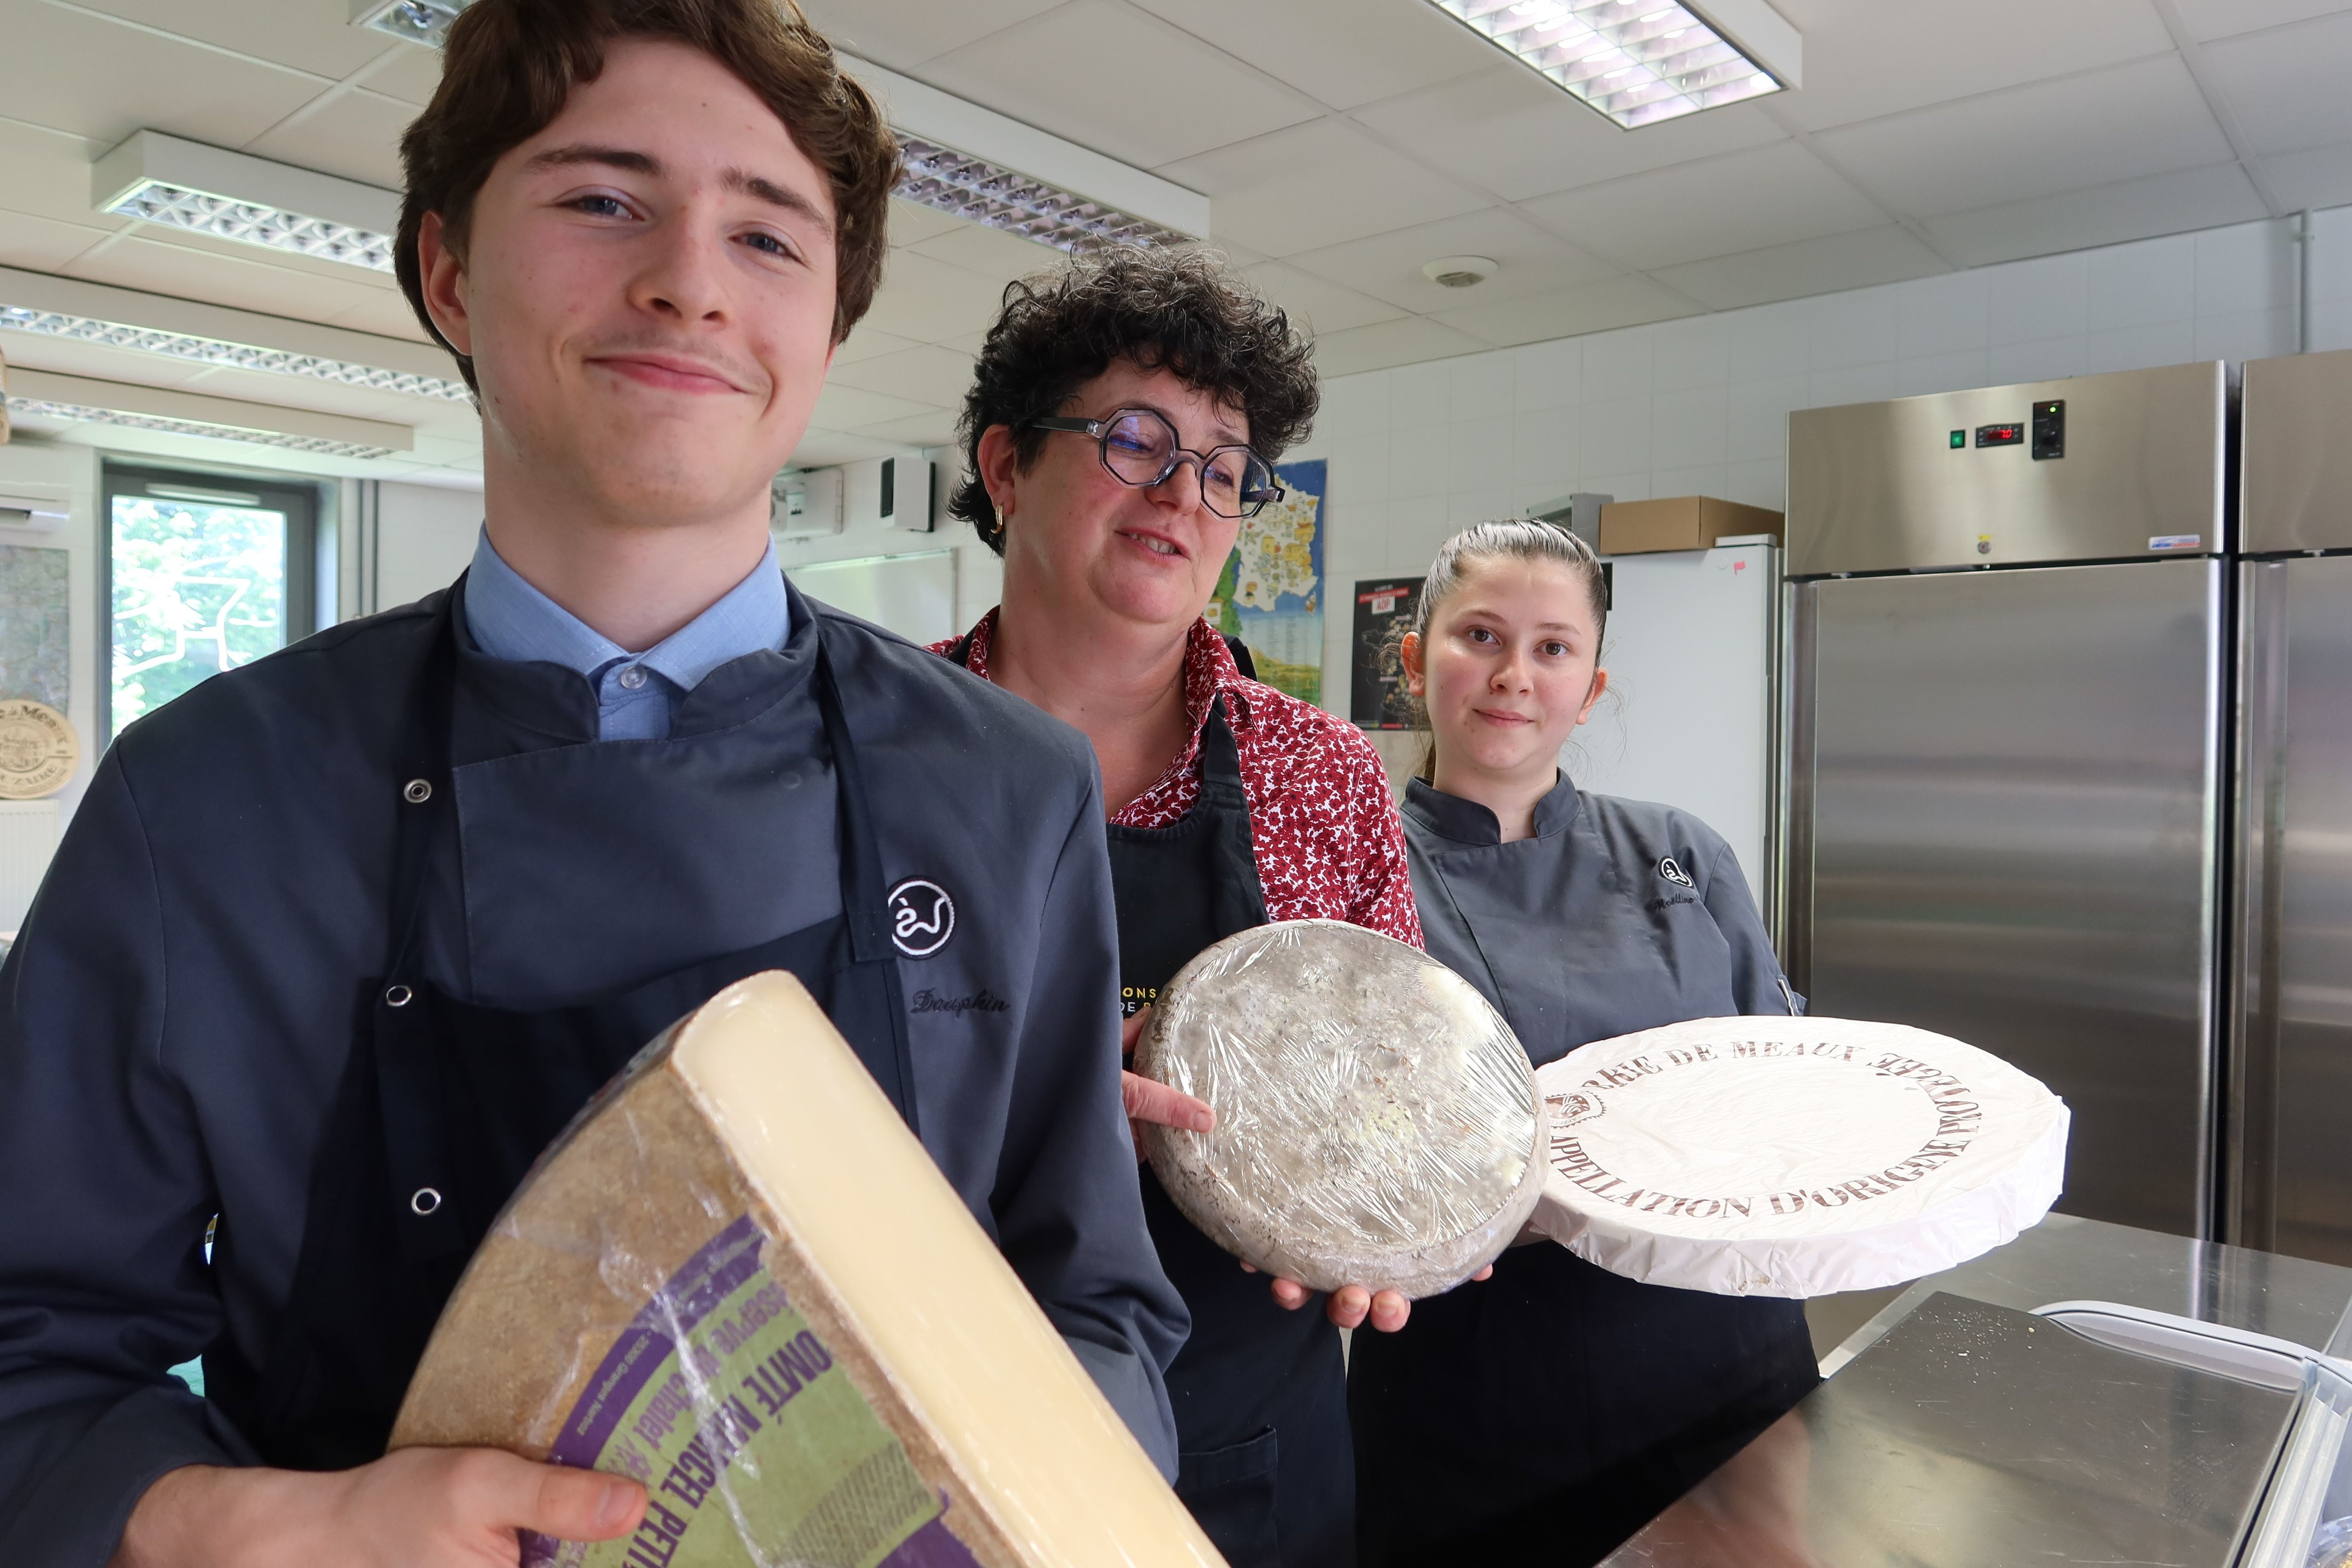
[1599,495,1783,556]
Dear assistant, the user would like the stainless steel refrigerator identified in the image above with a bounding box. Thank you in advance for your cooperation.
[1781,363,2229,1239]
[2229,347,2352,1267]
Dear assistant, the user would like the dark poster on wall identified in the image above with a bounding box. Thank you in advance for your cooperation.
[1350,577,1422,729]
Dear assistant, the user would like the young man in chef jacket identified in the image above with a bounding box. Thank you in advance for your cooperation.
[0,3,1185,1564]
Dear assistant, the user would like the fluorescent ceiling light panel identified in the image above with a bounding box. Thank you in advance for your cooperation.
[893,138,1189,252]
[848,56,1209,251]
[350,0,465,47]
[1427,0,1800,128]
[0,307,469,401]
[7,366,411,462]
[3,397,397,461]
[93,132,402,273]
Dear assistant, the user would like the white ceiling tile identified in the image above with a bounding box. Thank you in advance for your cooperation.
[0,208,111,273]
[787,428,909,467]
[0,118,113,228]
[811,382,937,430]
[1161,118,1488,257]
[2201,14,2352,154]
[855,250,1023,344]
[0,0,326,147]
[1125,0,1497,110]
[1521,141,1887,271]
[2172,0,2352,42]
[886,199,971,249]
[1239,260,1407,335]
[1765,0,2177,133]
[826,343,978,407]
[365,44,446,109]
[1811,56,2235,218]
[904,221,1059,285]
[1350,63,1788,203]
[1430,273,1700,346]
[1923,162,2266,267]
[798,0,1067,72]
[1648,225,1949,310]
[848,411,962,447]
[1308,315,1490,376]
[1284,207,1619,315]
[66,233,393,324]
[243,88,413,189]
[62,0,393,81]
[833,325,920,365]
[916,1,1319,170]
[2258,139,2352,209]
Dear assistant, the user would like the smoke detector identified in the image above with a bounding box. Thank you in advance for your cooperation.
[1422,255,1498,288]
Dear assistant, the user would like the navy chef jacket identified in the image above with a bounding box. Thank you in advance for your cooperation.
[0,578,1188,1565]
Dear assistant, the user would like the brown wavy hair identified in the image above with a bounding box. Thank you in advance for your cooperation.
[949,247,1320,556]
[394,0,899,391]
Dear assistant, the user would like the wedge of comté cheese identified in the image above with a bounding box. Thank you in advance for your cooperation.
[390,970,1222,1568]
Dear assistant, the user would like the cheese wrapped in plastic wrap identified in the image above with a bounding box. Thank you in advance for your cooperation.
[1528,1016,2070,1298]
[1134,920,1545,1298]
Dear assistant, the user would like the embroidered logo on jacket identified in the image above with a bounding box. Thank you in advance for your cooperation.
[887,878,955,958]
[1657,856,1696,889]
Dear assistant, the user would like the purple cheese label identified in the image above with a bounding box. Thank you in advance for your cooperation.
[523,1216,982,1568]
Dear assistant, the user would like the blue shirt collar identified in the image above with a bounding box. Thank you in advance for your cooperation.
[462,525,790,692]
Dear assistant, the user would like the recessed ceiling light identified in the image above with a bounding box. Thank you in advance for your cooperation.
[1424,0,1800,129]
[0,306,470,401]
[1422,255,1499,288]
[92,132,401,274]
[4,397,396,461]
[350,0,466,47]
[894,138,1188,253]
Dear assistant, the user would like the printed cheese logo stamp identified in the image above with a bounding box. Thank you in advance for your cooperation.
[886,878,955,958]
[1527,1017,2070,1298]
[0,699,76,800]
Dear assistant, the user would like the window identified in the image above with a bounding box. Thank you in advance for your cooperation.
[103,465,320,745]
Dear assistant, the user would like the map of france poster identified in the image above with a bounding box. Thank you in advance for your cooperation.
[1208,458,1323,705]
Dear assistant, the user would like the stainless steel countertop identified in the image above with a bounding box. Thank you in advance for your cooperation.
[1602,1216,2352,1567]
[1825,1212,2352,1374]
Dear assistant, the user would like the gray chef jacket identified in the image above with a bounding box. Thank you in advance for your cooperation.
[0,578,1187,1564]
[1401,773,1797,1063]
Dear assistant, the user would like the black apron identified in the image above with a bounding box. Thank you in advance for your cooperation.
[949,629,1351,1568]
[208,595,918,1468]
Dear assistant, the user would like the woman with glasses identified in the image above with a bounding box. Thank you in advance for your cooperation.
[932,248,1425,1568]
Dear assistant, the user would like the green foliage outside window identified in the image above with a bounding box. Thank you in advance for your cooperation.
[111,497,287,734]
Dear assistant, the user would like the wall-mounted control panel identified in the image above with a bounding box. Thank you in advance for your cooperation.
[2031,399,2065,460]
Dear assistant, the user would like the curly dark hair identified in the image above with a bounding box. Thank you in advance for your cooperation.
[950,247,1320,555]
[395,0,900,393]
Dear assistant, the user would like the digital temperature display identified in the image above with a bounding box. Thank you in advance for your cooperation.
[1975,423,2025,447]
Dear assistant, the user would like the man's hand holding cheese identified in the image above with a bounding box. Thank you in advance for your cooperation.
[0,4,1188,1565]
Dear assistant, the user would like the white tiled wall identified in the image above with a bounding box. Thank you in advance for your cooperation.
[1301,204,2352,702]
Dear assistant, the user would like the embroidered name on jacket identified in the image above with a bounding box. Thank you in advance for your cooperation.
[910,988,1009,1019]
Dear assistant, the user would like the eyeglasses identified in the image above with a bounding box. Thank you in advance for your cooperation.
[1028,407,1285,520]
